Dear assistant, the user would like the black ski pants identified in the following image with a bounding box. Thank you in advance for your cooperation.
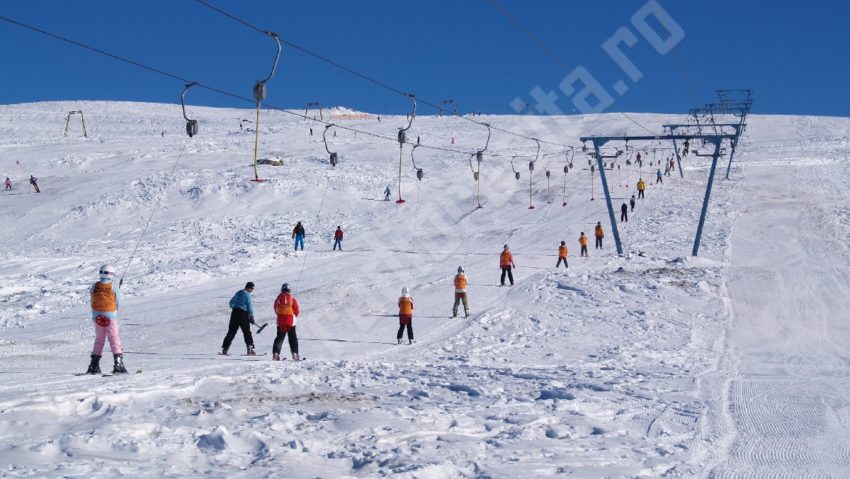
[222,308,254,352]
[273,325,298,355]
[500,266,514,286]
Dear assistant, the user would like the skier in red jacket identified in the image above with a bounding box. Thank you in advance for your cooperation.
[333,226,343,251]
[272,283,301,360]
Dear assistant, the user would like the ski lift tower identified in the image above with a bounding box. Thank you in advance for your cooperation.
[580,132,736,257]
[63,110,88,138]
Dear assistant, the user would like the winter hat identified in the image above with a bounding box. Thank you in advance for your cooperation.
[503,244,509,249]
[457,266,464,273]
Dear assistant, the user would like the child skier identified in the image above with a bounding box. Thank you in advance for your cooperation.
[557,241,568,268]
[620,202,628,222]
[630,194,636,212]
[221,282,256,355]
[85,264,127,374]
[398,287,414,344]
[453,266,469,318]
[579,232,589,257]
[272,283,301,360]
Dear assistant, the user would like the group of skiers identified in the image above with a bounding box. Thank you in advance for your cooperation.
[3,175,39,192]
[286,222,344,252]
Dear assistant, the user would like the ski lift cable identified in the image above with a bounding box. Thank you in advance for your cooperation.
[191,0,574,150]
[120,141,189,286]
[0,14,585,169]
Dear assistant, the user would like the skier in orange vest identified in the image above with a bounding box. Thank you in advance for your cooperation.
[500,244,516,286]
[397,287,414,344]
[453,266,469,318]
[557,241,568,268]
[579,232,589,257]
[272,283,301,360]
[85,264,127,375]
[594,222,604,249]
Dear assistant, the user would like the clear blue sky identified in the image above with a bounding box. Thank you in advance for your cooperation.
[0,1,846,117]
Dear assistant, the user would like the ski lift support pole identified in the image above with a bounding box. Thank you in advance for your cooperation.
[581,133,736,257]
[396,93,416,203]
[251,31,282,182]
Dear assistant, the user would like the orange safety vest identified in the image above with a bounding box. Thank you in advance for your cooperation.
[579,235,588,246]
[558,245,568,258]
[454,274,468,291]
[91,282,117,312]
[500,250,513,267]
[595,225,604,238]
[398,296,414,315]
[274,293,295,317]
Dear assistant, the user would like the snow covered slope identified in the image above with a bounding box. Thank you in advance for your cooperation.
[0,101,848,478]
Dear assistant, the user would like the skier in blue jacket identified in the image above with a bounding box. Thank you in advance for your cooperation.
[220,282,256,355]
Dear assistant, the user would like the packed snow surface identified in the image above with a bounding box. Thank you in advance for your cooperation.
[1,102,849,477]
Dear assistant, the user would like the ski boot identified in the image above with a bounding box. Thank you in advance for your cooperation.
[112,354,128,374]
[291,352,300,361]
[246,346,256,356]
[272,353,280,361]
[219,348,229,356]
[397,338,402,345]
[464,310,470,318]
[86,355,101,375]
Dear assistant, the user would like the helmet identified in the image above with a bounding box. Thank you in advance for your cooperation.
[99,264,116,276]
[560,241,565,245]
[401,286,409,296]
[281,283,291,293]
[457,266,464,273]
[503,244,509,249]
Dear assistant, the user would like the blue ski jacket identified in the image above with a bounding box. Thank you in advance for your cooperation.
[229,289,254,318]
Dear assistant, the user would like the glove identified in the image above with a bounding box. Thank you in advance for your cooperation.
[249,316,256,325]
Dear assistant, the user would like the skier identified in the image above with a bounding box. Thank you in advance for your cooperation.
[29,175,40,193]
[594,222,604,249]
[309,128,313,136]
[4,177,11,191]
[557,241,568,268]
[637,178,646,199]
[670,157,676,171]
[656,168,663,184]
[453,266,469,318]
[664,163,671,177]
[292,221,306,251]
[384,186,391,201]
[620,202,628,222]
[397,286,414,345]
[272,283,300,361]
[85,264,127,374]
[579,232,589,257]
[333,226,343,251]
[500,244,515,286]
[220,282,256,356]
[630,194,636,212]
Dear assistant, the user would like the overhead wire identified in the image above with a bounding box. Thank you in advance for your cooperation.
[191,0,575,150]
[0,11,590,178]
